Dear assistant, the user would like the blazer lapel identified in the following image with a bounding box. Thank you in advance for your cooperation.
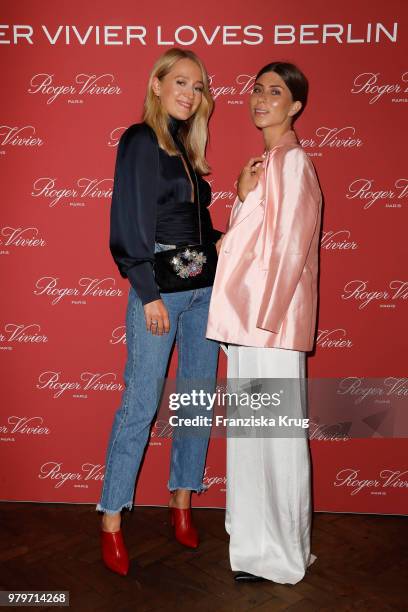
[228,131,298,231]
[229,171,266,229]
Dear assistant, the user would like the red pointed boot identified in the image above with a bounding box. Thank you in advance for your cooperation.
[101,529,130,576]
[170,508,199,549]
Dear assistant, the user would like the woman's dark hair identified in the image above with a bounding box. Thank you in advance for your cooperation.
[255,62,308,122]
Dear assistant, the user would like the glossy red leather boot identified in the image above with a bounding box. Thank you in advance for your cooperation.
[101,529,130,576]
[170,508,199,549]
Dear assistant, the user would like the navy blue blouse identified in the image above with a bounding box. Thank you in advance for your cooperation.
[109,117,221,305]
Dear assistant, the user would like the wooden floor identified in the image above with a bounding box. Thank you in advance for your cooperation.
[0,503,407,611]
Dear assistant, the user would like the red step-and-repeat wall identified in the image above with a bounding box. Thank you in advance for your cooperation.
[1,0,407,514]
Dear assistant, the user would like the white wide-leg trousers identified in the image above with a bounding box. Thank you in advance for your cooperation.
[225,344,317,584]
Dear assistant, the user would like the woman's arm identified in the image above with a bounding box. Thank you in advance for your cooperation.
[109,124,161,306]
[256,147,320,333]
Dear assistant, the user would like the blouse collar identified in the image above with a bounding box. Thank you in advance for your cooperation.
[168,114,183,137]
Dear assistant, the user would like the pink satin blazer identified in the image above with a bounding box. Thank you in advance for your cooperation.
[206,130,322,351]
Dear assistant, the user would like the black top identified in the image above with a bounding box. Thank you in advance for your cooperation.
[109,117,222,305]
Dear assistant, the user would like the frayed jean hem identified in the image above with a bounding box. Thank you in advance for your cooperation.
[167,483,208,494]
[95,500,133,514]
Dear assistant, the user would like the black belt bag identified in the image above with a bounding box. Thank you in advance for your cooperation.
[154,153,218,293]
[154,242,217,293]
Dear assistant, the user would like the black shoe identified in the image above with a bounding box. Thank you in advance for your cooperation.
[234,571,266,582]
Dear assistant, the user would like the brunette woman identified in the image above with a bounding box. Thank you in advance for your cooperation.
[207,62,321,584]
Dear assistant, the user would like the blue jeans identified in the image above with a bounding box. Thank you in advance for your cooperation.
[96,246,219,514]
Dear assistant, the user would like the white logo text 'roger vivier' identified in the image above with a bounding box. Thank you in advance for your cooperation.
[34,277,123,304]
[0,226,46,247]
[36,371,124,398]
[346,178,408,209]
[0,416,50,435]
[31,178,113,207]
[0,323,48,344]
[316,329,353,348]
[28,73,122,104]
[351,71,408,103]
[334,468,408,495]
[38,462,104,488]
[341,280,408,308]
[0,125,43,147]
[299,126,363,149]
[321,230,358,250]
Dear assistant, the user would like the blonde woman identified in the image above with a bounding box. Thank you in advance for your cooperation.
[97,49,221,576]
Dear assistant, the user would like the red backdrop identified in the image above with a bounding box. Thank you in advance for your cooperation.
[1,0,407,514]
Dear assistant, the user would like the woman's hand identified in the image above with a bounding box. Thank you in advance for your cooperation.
[143,299,170,335]
[215,234,224,255]
[237,156,264,202]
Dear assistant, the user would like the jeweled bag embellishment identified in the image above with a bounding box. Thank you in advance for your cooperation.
[171,248,207,278]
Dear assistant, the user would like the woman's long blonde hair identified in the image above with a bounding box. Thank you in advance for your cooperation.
[143,48,214,175]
